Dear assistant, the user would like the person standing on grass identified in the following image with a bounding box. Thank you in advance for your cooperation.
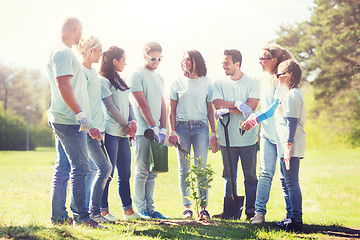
[241,44,292,225]
[130,42,169,219]
[167,50,218,220]
[99,46,142,221]
[47,17,101,228]
[77,36,113,224]
[212,49,260,221]
[243,59,305,232]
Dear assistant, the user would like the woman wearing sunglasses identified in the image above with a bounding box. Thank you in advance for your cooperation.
[241,44,292,225]
[168,50,218,220]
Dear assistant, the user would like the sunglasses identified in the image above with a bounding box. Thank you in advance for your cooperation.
[276,72,286,79]
[259,57,272,61]
[146,54,163,62]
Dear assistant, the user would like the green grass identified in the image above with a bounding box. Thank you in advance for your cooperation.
[0,147,359,239]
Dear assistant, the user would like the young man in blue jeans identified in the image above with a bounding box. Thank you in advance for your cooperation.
[130,42,168,219]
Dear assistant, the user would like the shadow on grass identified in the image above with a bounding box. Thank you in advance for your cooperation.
[302,224,360,239]
[0,225,76,240]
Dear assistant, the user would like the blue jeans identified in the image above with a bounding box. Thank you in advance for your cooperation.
[279,157,302,222]
[102,133,133,211]
[132,135,158,215]
[86,135,112,216]
[175,121,209,207]
[255,137,278,216]
[220,143,258,216]
[49,123,90,223]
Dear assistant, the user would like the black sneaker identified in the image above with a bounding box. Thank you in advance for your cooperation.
[200,210,210,220]
[182,209,193,219]
[273,218,303,232]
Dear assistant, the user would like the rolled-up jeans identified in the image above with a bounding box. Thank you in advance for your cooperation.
[220,143,258,216]
[132,135,158,215]
[49,123,90,223]
[175,121,209,207]
[86,135,112,216]
[255,136,278,216]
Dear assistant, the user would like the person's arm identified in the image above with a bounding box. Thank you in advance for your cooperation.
[168,99,178,147]
[159,97,166,129]
[102,95,128,127]
[56,75,82,114]
[213,98,258,112]
[283,117,298,170]
[207,102,218,153]
[131,91,156,127]
[128,102,136,122]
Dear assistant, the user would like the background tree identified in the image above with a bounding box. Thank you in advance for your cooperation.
[275,0,360,146]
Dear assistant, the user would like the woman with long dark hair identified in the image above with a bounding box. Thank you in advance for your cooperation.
[99,46,141,221]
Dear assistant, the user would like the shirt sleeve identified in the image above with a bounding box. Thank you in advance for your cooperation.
[101,78,112,99]
[169,80,178,100]
[206,79,214,103]
[129,70,144,92]
[283,91,301,118]
[248,78,260,99]
[212,80,224,101]
[53,49,74,78]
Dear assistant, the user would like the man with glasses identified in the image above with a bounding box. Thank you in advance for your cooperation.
[130,42,168,219]
[212,49,260,220]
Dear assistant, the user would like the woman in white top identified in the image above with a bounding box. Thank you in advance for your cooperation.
[77,36,112,223]
[168,50,218,219]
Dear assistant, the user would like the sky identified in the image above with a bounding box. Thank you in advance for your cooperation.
[0,0,315,96]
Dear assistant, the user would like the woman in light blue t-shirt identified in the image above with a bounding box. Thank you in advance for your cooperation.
[168,50,218,220]
[99,46,141,221]
[78,36,112,224]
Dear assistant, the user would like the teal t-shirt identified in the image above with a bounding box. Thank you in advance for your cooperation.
[130,67,164,136]
[83,67,105,132]
[170,76,213,124]
[47,43,91,125]
[275,88,306,158]
[213,74,260,147]
[101,77,130,137]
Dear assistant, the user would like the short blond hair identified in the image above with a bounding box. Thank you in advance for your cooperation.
[77,36,101,55]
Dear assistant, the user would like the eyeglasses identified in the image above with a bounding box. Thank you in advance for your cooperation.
[276,72,286,79]
[259,57,272,61]
[146,54,163,62]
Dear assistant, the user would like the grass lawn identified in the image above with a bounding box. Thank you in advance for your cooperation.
[0,147,359,239]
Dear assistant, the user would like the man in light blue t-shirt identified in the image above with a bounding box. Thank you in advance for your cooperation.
[130,42,168,219]
[47,17,100,228]
[212,49,260,220]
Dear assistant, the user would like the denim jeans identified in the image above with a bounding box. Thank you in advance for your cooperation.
[102,133,133,212]
[175,121,209,207]
[132,135,158,215]
[255,137,278,216]
[49,123,90,223]
[86,135,112,216]
[279,157,302,222]
[220,143,258,216]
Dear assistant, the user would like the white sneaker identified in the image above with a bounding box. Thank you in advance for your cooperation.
[102,212,120,222]
[123,212,142,221]
[251,213,265,225]
[91,214,115,224]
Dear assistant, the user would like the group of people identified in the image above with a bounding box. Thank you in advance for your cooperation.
[47,17,305,232]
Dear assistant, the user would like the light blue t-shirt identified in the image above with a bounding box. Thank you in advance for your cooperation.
[213,74,260,147]
[259,78,278,144]
[275,88,306,158]
[101,77,131,137]
[47,43,90,125]
[170,76,213,124]
[83,67,105,132]
[130,67,164,136]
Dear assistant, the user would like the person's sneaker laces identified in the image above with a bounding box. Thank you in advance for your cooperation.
[102,212,120,222]
[151,211,170,219]
[123,212,142,221]
[251,213,265,225]
[212,212,224,219]
[182,209,193,219]
[139,211,151,219]
[73,219,106,229]
[91,214,115,224]
[200,210,210,220]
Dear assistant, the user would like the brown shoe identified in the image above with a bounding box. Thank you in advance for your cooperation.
[212,212,224,219]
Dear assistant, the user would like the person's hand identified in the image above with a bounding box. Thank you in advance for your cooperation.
[283,142,292,170]
[89,128,102,140]
[241,113,258,131]
[75,111,90,132]
[210,132,218,153]
[215,108,230,120]
[126,121,137,139]
[234,101,252,119]
[168,130,178,147]
[151,125,160,141]
[159,128,166,145]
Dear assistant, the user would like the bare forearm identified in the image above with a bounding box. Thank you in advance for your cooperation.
[213,99,236,110]
[160,98,166,129]
[207,102,216,132]
[169,99,177,131]
[132,91,156,127]
[56,76,82,114]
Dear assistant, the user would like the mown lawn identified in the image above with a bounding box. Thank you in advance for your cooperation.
[0,147,359,239]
